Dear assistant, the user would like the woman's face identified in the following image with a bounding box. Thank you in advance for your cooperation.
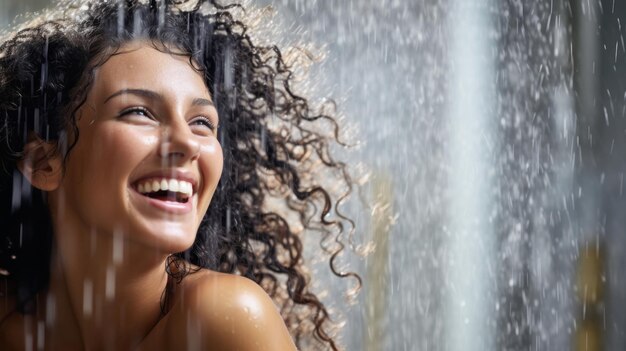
[56,42,223,253]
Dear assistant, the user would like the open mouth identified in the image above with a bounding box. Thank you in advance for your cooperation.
[143,190,189,203]
[134,178,194,204]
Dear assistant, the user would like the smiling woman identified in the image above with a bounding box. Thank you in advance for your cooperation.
[0,0,356,350]
[58,44,223,255]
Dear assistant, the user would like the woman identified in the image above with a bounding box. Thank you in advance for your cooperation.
[0,0,357,349]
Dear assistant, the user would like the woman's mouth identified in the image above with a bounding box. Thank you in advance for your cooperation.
[131,178,196,214]
[135,178,193,203]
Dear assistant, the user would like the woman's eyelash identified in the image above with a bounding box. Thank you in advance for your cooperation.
[119,107,152,118]
[119,108,217,130]
[191,116,217,130]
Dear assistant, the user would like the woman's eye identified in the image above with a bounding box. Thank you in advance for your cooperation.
[118,107,158,124]
[119,107,154,119]
[190,116,217,134]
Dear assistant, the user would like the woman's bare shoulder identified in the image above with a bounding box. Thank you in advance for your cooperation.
[164,269,297,350]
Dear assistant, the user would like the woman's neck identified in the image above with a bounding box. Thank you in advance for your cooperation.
[46,229,170,350]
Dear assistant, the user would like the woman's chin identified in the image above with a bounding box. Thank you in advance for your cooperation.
[125,222,198,254]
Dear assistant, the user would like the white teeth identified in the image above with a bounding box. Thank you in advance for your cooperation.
[180,181,190,194]
[136,178,193,196]
[168,179,179,192]
[151,180,160,193]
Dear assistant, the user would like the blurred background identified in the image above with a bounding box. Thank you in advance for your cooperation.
[2,0,625,350]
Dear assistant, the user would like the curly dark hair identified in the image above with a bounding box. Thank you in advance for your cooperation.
[0,0,358,349]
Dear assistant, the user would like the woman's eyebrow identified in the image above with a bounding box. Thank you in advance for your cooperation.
[191,97,214,107]
[103,88,214,107]
[104,88,161,104]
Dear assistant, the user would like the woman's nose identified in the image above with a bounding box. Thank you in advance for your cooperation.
[158,122,201,163]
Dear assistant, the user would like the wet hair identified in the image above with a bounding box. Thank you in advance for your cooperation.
[0,0,358,349]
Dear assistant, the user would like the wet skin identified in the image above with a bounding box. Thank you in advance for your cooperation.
[0,43,297,350]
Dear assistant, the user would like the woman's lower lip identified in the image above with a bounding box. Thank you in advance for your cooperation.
[131,188,193,215]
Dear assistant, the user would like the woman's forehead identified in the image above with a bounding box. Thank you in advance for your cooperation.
[91,43,211,103]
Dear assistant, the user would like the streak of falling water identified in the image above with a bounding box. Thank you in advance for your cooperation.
[117,0,125,37]
[106,265,116,301]
[11,170,21,212]
[83,279,93,317]
[113,229,124,264]
[444,0,495,350]
[37,321,44,350]
[45,293,56,327]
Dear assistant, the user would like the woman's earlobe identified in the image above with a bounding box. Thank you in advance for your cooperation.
[17,133,63,191]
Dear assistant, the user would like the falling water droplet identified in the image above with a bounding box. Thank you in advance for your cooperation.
[36,321,45,350]
[260,127,267,154]
[83,279,93,317]
[113,229,124,264]
[46,293,56,327]
[117,0,125,37]
[106,265,116,300]
[133,7,143,36]
[226,206,232,232]
[24,331,33,351]
[157,0,165,31]
[11,170,22,213]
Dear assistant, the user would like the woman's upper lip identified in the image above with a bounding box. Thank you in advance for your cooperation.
[131,169,199,193]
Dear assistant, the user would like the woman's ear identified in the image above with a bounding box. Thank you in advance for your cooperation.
[17,132,63,191]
